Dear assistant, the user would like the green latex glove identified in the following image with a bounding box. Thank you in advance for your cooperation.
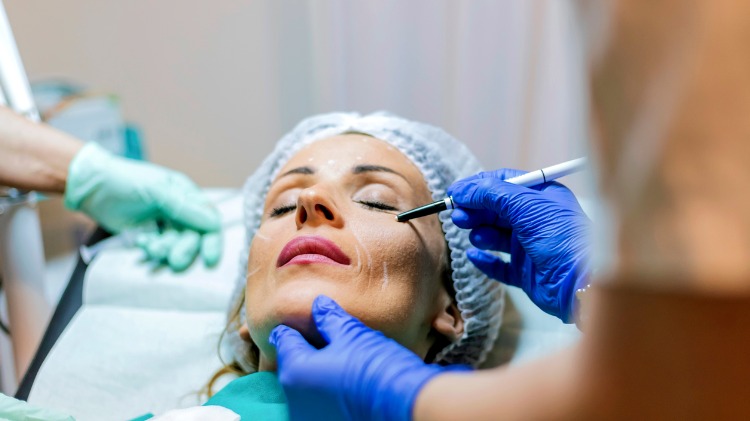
[64,143,222,271]
[0,393,75,421]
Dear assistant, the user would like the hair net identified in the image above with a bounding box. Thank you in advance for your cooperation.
[228,111,504,370]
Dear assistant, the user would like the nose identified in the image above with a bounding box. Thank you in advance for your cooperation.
[295,186,344,229]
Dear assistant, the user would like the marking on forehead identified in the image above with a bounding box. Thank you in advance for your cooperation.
[327,159,336,165]
[308,157,314,162]
[356,156,362,160]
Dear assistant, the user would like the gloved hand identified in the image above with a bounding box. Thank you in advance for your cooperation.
[0,393,74,421]
[270,295,466,421]
[448,168,590,323]
[64,143,222,271]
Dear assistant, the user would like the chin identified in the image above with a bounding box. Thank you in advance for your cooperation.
[263,280,352,347]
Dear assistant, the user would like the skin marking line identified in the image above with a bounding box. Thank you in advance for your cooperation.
[254,233,270,241]
[246,266,260,280]
[354,246,362,273]
[381,261,389,291]
[350,230,373,288]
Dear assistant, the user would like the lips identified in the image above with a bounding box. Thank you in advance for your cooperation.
[277,235,351,268]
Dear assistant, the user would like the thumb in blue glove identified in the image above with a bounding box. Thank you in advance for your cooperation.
[270,295,466,421]
[448,168,590,322]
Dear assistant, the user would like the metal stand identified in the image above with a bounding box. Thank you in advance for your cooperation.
[0,0,51,387]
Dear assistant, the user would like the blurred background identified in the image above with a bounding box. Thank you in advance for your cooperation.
[1,0,592,273]
[5,0,589,187]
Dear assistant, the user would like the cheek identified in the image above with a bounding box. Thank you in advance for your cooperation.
[356,220,445,298]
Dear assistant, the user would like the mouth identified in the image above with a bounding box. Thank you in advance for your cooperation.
[277,235,352,268]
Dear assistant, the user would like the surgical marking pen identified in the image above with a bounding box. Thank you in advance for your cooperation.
[395,157,588,222]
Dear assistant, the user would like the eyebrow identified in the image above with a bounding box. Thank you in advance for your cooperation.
[278,166,314,179]
[352,164,408,182]
[277,164,408,182]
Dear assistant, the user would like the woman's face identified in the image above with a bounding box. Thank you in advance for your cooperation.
[245,134,463,370]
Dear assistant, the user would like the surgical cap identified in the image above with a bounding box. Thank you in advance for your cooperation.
[229,112,504,369]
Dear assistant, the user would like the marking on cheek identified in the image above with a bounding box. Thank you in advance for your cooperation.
[351,231,373,279]
[354,246,362,272]
[246,266,260,280]
[356,156,362,160]
[327,159,336,165]
[381,262,389,291]
[254,233,270,241]
[308,157,314,162]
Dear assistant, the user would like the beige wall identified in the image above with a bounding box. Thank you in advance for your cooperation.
[5,1,589,190]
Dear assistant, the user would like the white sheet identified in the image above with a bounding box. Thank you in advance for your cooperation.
[28,189,244,420]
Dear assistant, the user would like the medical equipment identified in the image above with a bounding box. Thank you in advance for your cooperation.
[395,157,588,222]
[0,0,51,388]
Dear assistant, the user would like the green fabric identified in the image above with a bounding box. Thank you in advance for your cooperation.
[204,372,289,420]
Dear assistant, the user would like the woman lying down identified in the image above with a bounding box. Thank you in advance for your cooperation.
[142,112,505,420]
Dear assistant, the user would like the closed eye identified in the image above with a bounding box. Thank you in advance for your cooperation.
[357,200,398,212]
[269,204,296,217]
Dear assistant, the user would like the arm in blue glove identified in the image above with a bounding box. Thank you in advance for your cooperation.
[448,168,590,323]
[269,295,468,421]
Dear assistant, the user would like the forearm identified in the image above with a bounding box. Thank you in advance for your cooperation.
[415,281,750,420]
[0,106,83,193]
[415,347,584,421]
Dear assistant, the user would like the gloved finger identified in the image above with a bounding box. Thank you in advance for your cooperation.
[136,232,158,250]
[201,231,222,267]
[157,173,222,233]
[311,295,369,344]
[451,208,509,230]
[466,248,518,288]
[449,168,528,189]
[269,325,315,361]
[469,226,511,252]
[145,229,180,262]
[450,177,543,218]
[167,230,201,272]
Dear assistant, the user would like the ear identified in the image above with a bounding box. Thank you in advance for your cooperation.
[239,323,251,342]
[431,288,464,342]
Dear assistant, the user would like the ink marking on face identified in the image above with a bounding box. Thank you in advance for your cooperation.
[327,159,336,165]
[351,230,373,283]
[381,261,389,291]
[354,245,362,273]
[254,233,270,242]
[246,266,261,280]
[308,157,315,162]
[356,156,362,160]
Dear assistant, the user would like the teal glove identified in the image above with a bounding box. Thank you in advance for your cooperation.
[0,393,75,421]
[64,143,222,271]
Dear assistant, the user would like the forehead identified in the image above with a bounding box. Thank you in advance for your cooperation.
[277,134,426,183]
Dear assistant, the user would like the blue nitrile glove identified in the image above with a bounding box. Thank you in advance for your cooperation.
[269,295,467,421]
[448,168,590,323]
[64,143,222,271]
